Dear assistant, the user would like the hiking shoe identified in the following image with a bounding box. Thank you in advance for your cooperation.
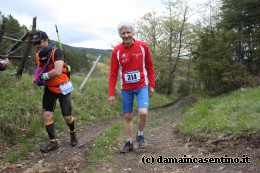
[70,131,78,147]
[136,134,147,148]
[40,141,58,153]
[121,141,134,153]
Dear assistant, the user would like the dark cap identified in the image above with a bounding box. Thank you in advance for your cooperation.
[31,31,49,43]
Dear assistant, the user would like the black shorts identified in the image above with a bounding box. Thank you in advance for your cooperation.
[43,87,72,116]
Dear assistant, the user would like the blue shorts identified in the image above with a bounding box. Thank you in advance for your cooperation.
[121,86,149,113]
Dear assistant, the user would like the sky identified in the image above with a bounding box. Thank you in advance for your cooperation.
[0,0,208,50]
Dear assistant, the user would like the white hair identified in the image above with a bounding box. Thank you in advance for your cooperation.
[117,20,135,34]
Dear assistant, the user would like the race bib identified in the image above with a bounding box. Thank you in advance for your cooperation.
[124,70,141,83]
[59,81,74,95]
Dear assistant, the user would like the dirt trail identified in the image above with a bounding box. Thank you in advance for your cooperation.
[0,97,259,173]
[86,97,259,173]
[0,118,121,173]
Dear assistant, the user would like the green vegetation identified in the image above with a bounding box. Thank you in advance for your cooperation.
[88,123,123,165]
[150,108,183,127]
[178,87,260,139]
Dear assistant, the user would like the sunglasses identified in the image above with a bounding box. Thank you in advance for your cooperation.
[33,40,43,45]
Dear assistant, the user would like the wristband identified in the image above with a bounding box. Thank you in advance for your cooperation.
[41,73,50,80]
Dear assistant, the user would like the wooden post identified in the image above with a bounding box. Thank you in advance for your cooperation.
[0,19,6,47]
[79,55,101,92]
[16,17,37,78]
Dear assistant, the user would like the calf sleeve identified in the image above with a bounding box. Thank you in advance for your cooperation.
[66,117,75,132]
[45,121,55,140]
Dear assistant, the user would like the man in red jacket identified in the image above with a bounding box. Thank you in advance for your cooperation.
[108,21,155,153]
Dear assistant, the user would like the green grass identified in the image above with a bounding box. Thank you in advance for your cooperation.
[149,92,176,108]
[88,123,123,165]
[4,142,38,163]
[178,87,260,138]
[150,108,183,127]
[83,122,126,173]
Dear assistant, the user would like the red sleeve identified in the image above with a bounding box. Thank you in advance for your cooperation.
[145,45,155,88]
[108,49,119,96]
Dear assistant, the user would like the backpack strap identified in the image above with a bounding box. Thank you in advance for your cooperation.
[35,53,40,65]
[51,47,67,67]
[35,50,52,66]
[51,47,57,63]
[51,47,69,78]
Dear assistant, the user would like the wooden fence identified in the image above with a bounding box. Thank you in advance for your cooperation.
[0,17,37,78]
[0,16,105,93]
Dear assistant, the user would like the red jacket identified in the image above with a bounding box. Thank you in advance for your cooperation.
[109,40,155,96]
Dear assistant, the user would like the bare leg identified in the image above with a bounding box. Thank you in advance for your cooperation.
[124,112,134,140]
[138,108,148,132]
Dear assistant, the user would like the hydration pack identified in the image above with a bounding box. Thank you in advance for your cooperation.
[33,54,52,86]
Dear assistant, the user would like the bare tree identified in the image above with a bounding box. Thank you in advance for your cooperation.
[160,0,190,94]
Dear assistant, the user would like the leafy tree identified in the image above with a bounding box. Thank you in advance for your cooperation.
[135,10,167,93]
[194,27,252,95]
[62,47,91,74]
[135,0,200,95]
[135,10,163,56]
[220,0,260,75]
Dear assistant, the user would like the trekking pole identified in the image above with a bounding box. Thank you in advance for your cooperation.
[55,25,71,78]
[55,25,63,50]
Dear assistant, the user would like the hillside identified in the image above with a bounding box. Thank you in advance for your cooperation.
[52,40,112,58]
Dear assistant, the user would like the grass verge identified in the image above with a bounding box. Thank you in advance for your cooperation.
[178,87,260,139]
